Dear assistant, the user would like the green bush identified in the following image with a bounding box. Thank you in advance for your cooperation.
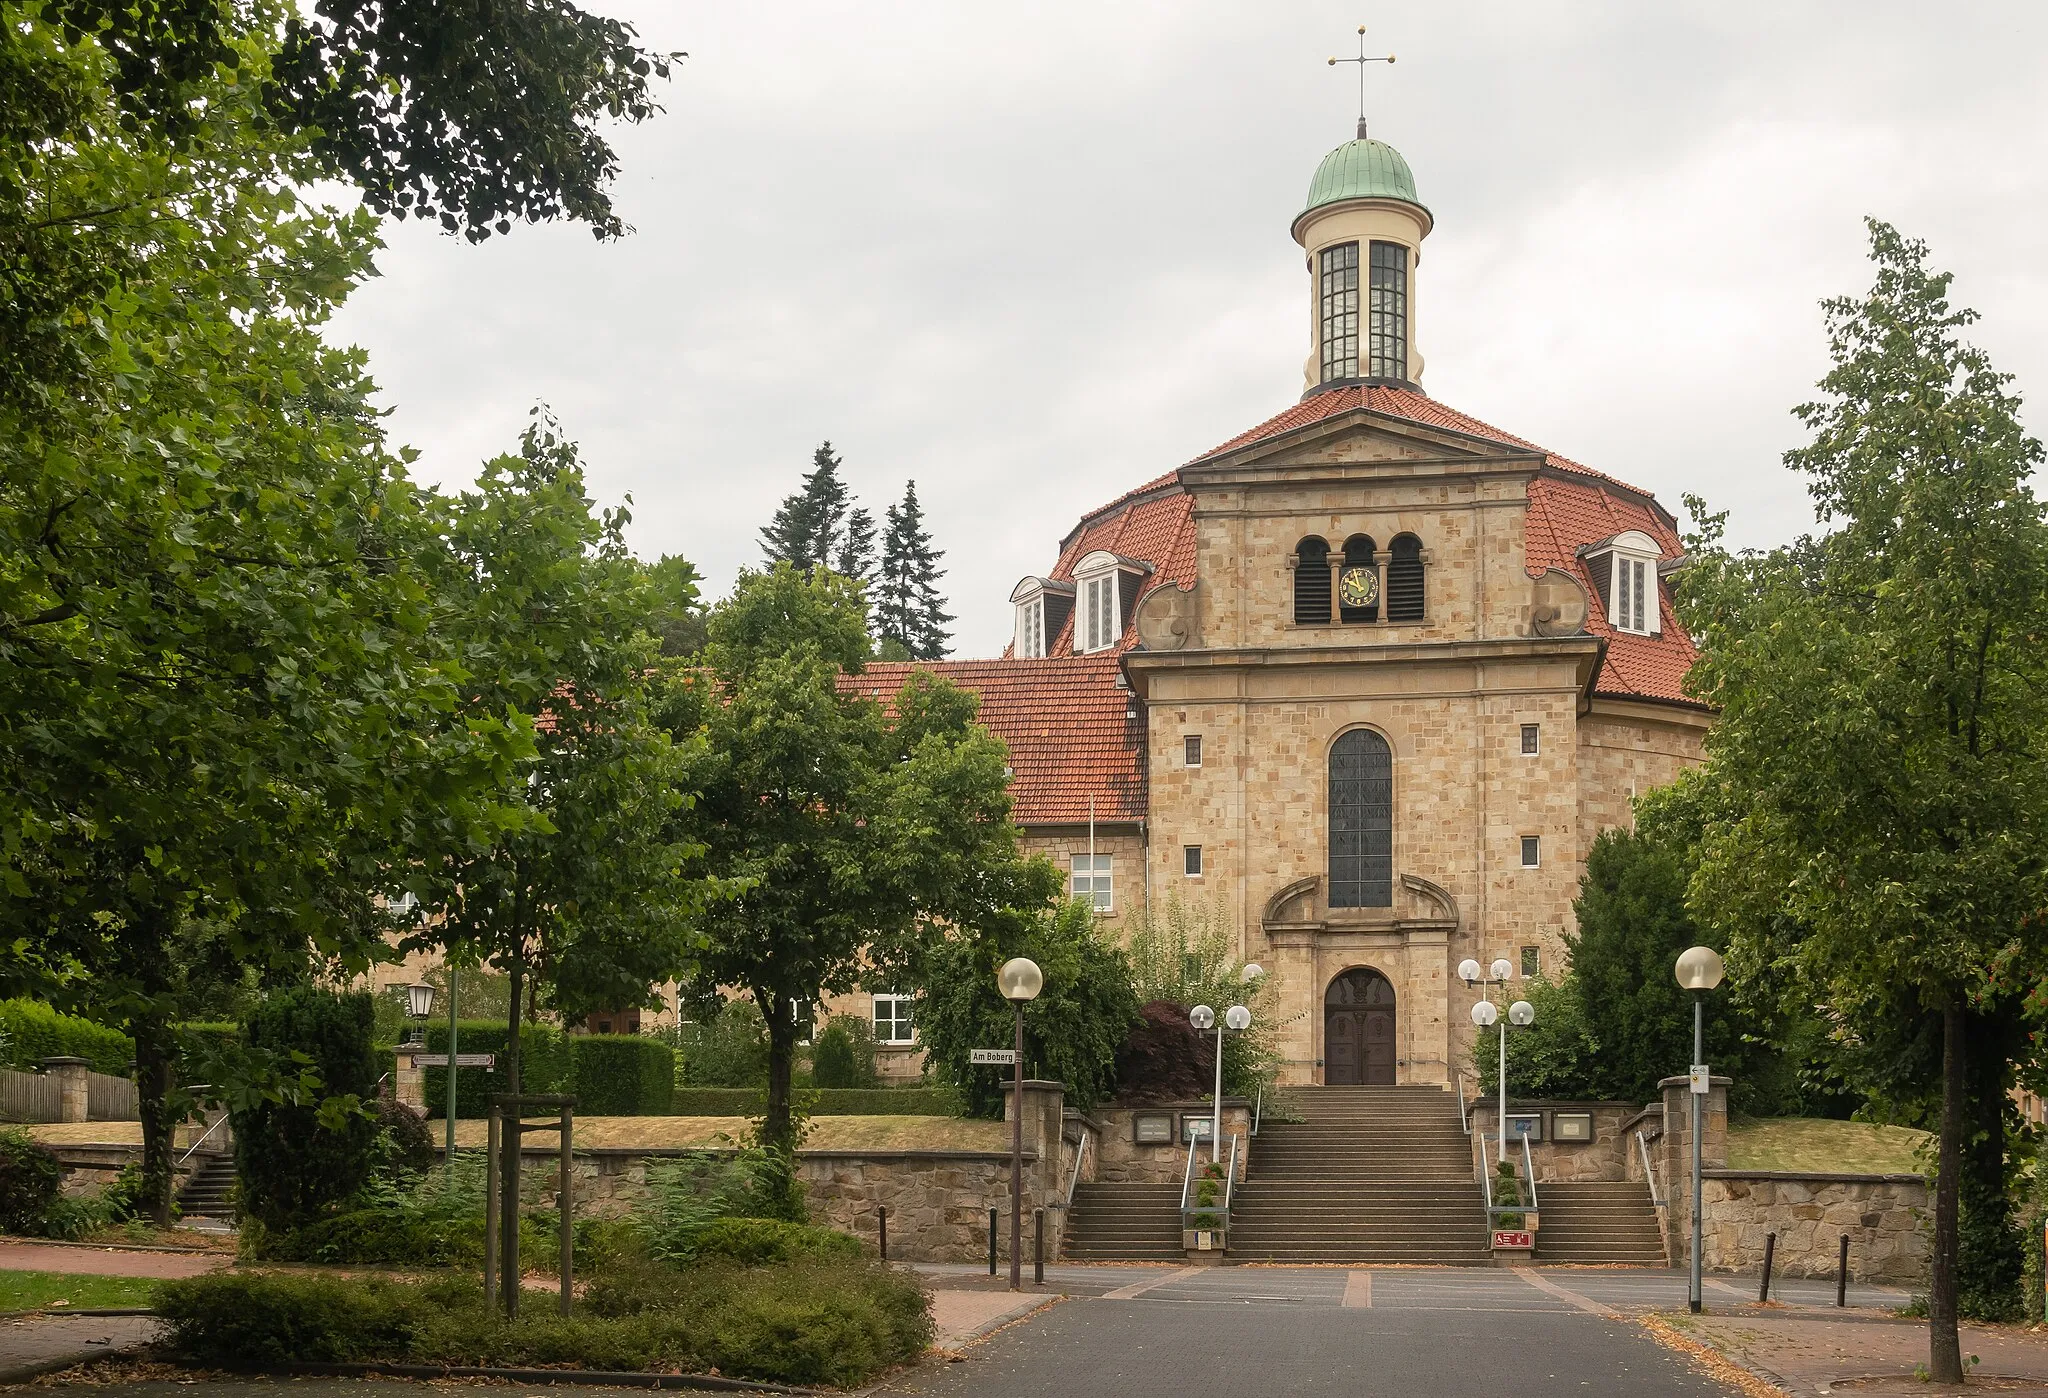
[671,1085,959,1116]
[419,1021,568,1120]
[569,1035,675,1115]
[0,1127,62,1234]
[233,988,381,1235]
[664,1000,770,1088]
[811,1015,879,1090]
[156,1271,419,1364]
[0,1000,133,1074]
[688,1217,861,1265]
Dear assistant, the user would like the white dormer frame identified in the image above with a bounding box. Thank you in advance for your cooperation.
[1074,551,1121,654]
[1605,530,1662,635]
[1009,576,1073,658]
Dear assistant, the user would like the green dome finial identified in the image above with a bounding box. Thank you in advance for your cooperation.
[1300,134,1428,224]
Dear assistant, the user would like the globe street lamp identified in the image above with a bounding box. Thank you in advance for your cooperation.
[1460,958,1520,1162]
[1675,945,1726,1314]
[1188,1003,1253,1166]
[997,956,1043,1291]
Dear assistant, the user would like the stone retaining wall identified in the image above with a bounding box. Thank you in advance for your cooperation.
[1701,1172,1928,1284]
[1084,1101,1251,1184]
[1467,1098,1641,1182]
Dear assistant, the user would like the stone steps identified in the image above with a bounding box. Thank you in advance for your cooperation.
[176,1155,237,1220]
[1533,1182,1666,1264]
[1064,1183,1184,1260]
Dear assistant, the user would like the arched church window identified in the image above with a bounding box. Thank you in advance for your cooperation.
[1339,535,1379,624]
[1367,242,1408,381]
[1318,243,1360,383]
[1387,533,1425,622]
[1329,729,1393,908]
[1293,536,1332,625]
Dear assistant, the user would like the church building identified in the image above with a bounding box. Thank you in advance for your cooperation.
[853,121,1709,1088]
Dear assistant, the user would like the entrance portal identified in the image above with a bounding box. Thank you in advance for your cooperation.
[1325,969,1396,1085]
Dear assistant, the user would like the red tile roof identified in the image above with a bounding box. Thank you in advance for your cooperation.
[1039,490,1198,657]
[843,656,1145,825]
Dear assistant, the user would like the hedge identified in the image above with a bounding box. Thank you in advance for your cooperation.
[234,989,382,1235]
[419,1021,568,1119]
[0,1000,133,1074]
[672,1086,960,1117]
[570,1036,674,1116]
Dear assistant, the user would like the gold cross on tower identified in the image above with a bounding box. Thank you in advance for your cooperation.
[1328,26,1395,139]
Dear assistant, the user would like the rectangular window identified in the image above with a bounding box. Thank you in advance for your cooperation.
[872,993,915,1045]
[1016,598,1045,658]
[1080,573,1117,652]
[1520,836,1541,868]
[1183,844,1203,877]
[1184,734,1203,767]
[1613,556,1653,634]
[1318,241,1360,382]
[1521,945,1540,978]
[1071,853,1113,912]
[1367,242,1408,380]
[1519,723,1539,756]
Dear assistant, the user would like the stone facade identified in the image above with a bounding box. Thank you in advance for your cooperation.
[1083,1102,1252,1184]
[1467,1098,1641,1182]
[1699,1173,1929,1284]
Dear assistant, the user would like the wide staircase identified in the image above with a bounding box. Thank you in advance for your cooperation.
[1064,1182,1184,1260]
[1528,1181,1666,1265]
[176,1154,238,1222]
[1226,1085,1491,1263]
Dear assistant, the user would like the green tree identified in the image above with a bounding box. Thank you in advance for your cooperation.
[1123,894,1283,1099]
[406,419,710,1096]
[758,442,854,575]
[232,988,381,1240]
[837,507,877,584]
[1469,975,1601,1100]
[645,553,707,657]
[1680,221,2048,1377]
[874,481,952,660]
[916,898,1140,1118]
[665,564,1043,1151]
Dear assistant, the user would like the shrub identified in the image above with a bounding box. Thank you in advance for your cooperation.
[638,1149,808,1261]
[569,1035,675,1115]
[687,1217,861,1266]
[156,1271,419,1364]
[665,1000,769,1088]
[0,1127,62,1234]
[1123,894,1283,1100]
[0,1000,133,1074]
[1113,1001,1213,1104]
[374,1099,438,1178]
[233,988,381,1235]
[419,1021,568,1120]
[671,1085,958,1116]
[810,1016,878,1090]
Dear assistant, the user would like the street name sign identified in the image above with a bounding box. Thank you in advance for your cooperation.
[1689,1064,1710,1095]
[969,1048,1019,1065]
[412,1053,496,1068]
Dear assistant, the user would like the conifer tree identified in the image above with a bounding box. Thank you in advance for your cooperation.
[837,506,877,583]
[875,481,953,659]
[758,442,850,573]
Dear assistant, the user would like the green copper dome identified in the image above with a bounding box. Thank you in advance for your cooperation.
[1299,135,1428,223]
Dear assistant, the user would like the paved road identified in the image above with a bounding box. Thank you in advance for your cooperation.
[879,1266,1819,1397]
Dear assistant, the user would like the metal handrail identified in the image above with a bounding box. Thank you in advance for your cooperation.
[1455,1072,1470,1134]
[1222,1131,1241,1214]
[177,1112,228,1167]
[1178,1137,1199,1215]
[1252,1086,1263,1136]
[1637,1130,1664,1209]
[1521,1132,1539,1218]
[1059,1129,1092,1211]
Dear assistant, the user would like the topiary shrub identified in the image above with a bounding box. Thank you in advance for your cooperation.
[0,1127,63,1235]
[569,1035,675,1115]
[0,1000,133,1074]
[810,1016,878,1090]
[233,988,381,1235]
[1112,1001,1212,1104]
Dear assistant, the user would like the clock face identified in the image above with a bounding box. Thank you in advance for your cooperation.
[1339,566,1380,609]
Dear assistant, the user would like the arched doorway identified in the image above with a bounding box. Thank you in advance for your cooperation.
[1325,969,1396,1085]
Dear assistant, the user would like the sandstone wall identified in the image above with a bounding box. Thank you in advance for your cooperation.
[1466,1099,1641,1182]
[1085,1103,1251,1184]
[1701,1173,1929,1284]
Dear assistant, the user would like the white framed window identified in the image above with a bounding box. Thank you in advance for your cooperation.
[872,993,915,1045]
[1520,836,1541,868]
[1183,844,1203,877]
[1015,597,1045,658]
[1071,853,1113,912]
[1079,571,1118,652]
[1184,735,1203,767]
[1520,724,1539,757]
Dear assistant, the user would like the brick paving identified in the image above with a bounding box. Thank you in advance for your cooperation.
[1669,1306,2048,1395]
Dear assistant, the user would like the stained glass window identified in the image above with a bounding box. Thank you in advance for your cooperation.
[1329,729,1393,908]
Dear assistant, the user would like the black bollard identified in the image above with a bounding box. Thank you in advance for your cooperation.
[988,1207,998,1276]
[1836,1234,1850,1307]
[878,1205,888,1262]
[1758,1232,1775,1303]
[1034,1208,1044,1285]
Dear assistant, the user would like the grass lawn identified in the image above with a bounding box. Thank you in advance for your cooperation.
[36,1114,1007,1153]
[1727,1117,1931,1175]
[0,1270,158,1312]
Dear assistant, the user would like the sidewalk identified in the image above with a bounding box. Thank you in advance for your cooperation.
[1664,1304,2048,1395]
[0,1314,163,1384]
[0,1240,226,1280]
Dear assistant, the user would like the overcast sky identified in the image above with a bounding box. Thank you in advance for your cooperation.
[328,2,2048,658]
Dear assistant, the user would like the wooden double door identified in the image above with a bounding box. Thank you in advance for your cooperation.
[1324,968,1396,1085]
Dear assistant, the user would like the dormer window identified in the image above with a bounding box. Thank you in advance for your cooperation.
[1580,530,1662,636]
[1009,577,1073,658]
[1071,551,1150,654]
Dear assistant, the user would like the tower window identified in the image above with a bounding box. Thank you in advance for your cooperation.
[1184,735,1203,767]
[1183,844,1203,877]
[1520,724,1540,756]
[1368,242,1408,381]
[1386,533,1425,621]
[1329,729,1393,908]
[1318,242,1360,383]
[1520,836,1541,868]
[1293,536,1332,624]
[1521,946,1541,979]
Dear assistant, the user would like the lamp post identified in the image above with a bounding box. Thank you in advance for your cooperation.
[1459,957,1517,1162]
[1189,1003,1252,1166]
[443,965,460,1168]
[405,983,435,1043]
[997,956,1043,1292]
[1675,945,1725,1314]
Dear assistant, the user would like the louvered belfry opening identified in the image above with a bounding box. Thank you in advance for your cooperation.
[1386,533,1425,622]
[1329,728,1393,908]
[1293,536,1332,625]
[1340,534,1379,623]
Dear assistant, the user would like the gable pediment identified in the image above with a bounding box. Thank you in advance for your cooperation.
[1184,406,1544,488]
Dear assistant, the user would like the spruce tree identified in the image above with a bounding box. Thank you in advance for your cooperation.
[838,507,877,583]
[758,442,851,572]
[875,481,953,660]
